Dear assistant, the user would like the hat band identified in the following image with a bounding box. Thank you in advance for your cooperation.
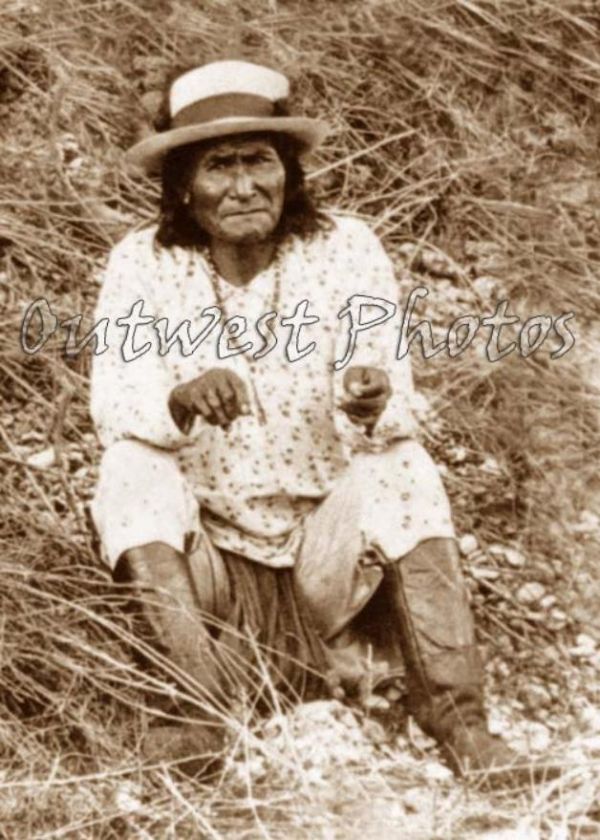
[172,93,276,129]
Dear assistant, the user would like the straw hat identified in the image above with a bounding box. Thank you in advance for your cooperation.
[126,60,330,174]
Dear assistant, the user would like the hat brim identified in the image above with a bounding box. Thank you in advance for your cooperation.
[125,116,330,174]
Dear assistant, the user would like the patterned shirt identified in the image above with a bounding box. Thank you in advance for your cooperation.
[90,213,420,566]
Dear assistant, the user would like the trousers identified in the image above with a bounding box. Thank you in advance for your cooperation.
[91,437,456,693]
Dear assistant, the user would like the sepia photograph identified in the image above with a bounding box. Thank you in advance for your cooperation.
[1,0,599,836]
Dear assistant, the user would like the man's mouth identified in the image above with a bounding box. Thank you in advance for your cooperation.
[224,209,268,217]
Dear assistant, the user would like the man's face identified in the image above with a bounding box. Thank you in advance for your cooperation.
[187,135,286,245]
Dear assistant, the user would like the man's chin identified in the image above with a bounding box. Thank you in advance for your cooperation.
[220,227,277,245]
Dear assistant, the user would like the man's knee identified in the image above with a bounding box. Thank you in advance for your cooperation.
[99,439,180,481]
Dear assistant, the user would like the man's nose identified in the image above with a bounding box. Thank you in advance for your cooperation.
[230,166,255,198]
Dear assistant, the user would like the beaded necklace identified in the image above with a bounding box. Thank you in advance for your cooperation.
[200,245,285,425]
[203,245,283,318]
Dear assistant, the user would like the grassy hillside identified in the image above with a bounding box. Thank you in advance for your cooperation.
[1,0,599,836]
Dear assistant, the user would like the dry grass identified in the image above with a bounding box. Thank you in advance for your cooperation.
[1,0,600,836]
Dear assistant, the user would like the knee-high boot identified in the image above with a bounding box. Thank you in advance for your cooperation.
[383,538,559,787]
[115,542,227,773]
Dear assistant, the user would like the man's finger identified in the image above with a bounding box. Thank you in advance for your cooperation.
[345,411,380,425]
[204,389,229,427]
[227,374,251,416]
[216,379,240,421]
[341,397,387,416]
[346,381,390,399]
[194,394,220,425]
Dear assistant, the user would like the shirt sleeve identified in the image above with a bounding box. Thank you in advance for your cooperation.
[332,218,418,452]
[90,233,195,449]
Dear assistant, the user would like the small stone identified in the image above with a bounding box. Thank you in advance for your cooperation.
[540,594,557,610]
[522,722,551,753]
[569,633,597,658]
[570,510,600,535]
[471,566,500,581]
[424,762,453,782]
[362,694,390,712]
[26,446,56,470]
[576,633,597,651]
[576,705,600,733]
[487,706,510,736]
[487,543,506,556]
[547,608,568,630]
[449,445,468,463]
[493,660,511,680]
[385,685,404,702]
[473,275,499,298]
[518,683,552,710]
[516,582,546,605]
[503,547,526,568]
[487,544,525,567]
[459,534,479,556]
[420,248,462,278]
[362,718,387,745]
[480,456,502,475]
[114,782,144,815]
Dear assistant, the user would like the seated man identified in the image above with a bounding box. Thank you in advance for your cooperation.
[90,59,553,785]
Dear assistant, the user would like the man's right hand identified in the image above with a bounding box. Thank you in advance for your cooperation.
[169,368,251,431]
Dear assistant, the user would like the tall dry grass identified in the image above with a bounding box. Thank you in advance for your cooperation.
[1,0,599,836]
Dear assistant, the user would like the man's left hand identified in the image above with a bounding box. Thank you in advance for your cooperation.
[340,366,391,431]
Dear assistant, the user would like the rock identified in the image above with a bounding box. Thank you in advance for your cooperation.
[488,543,526,567]
[503,547,526,568]
[569,634,597,658]
[361,694,390,712]
[540,594,558,610]
[459,534,478,556]
[114,782,144,815]
[362,718,387,745]
[576,704,600,734]
[26,446,56,470]
[471,566,500,581]
[421,248,461,278]
[480,456,502,475]
[397,243,462,278]
[385,685,403,703]
[518,683,552,711]
[547,608,568,631]
[516,582,546,605]
[512,721,551,754]
[570,510,600,535]
[472,275,500,299]
[576,632,597,650]
[448,445,468,463]
[423,761,453,782]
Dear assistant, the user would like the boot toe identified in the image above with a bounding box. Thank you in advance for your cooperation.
[445,727,562,790]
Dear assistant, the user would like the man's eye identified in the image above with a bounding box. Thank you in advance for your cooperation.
[249,154,273,165]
